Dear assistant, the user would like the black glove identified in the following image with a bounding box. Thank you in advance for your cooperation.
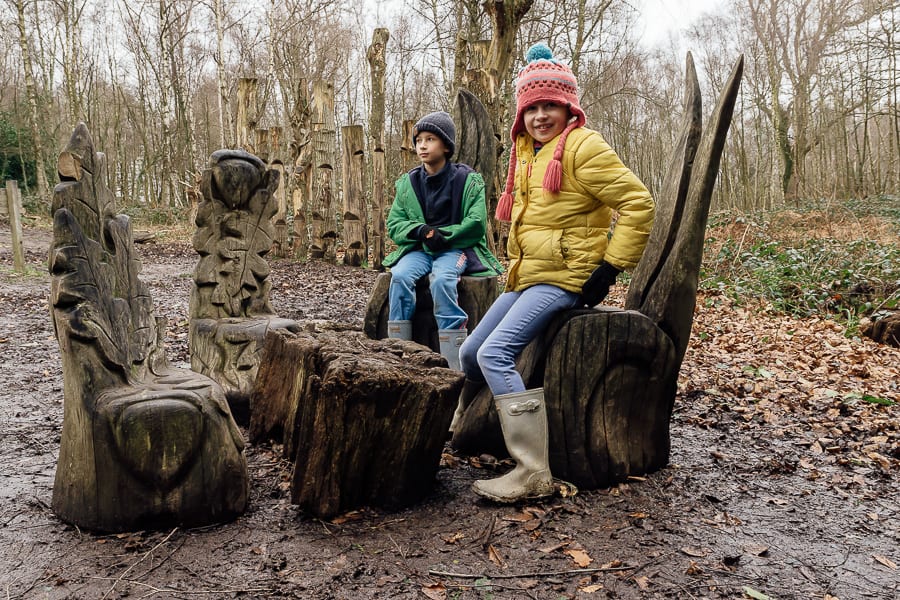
[423,228,449,252]
[582,261,621,306]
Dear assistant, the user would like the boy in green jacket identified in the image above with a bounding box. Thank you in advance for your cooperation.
[383,111,502,372]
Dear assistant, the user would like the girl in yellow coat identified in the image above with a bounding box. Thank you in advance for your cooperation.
[458,44,655,503]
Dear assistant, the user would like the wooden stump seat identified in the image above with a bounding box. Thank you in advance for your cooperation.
[249,327,464,519]
[50,124,249,532]
[363,272,498,351]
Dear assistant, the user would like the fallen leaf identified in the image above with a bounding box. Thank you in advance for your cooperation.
[743,544,770,557]
[685,560,703,575]
[421,583,446,600]
[873,554,897,570]
[539,542,569,554]
[565,548,593,567]
[441,532,464,544]
[742,586,772,600]
[487,544,505,567]
[502,511,534,523]
[628,512,649,519]
[579,583,603,593]
[633,575,651,590]
[681,546,708,557]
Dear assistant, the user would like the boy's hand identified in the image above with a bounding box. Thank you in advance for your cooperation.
[424,228,449,252]
[582,261,620,306]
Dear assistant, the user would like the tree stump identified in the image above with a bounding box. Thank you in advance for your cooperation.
[861,311,900,347]
[363,272,498,351]
[249,328,463,519]
[50,124,248,532]
[190,149,302,424]
[452,53,745,490]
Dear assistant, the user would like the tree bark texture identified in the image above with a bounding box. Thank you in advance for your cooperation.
[270,160,289,258]
[249,328,464,519]
[341,125,367,266]
[451,54,745,489]
[363,272,499,352]
[290,79,312,261]
[49,124,248,533]
[190,149,301,421]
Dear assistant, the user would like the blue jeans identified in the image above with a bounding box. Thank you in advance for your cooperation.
[388,249,469,330]
[459,284,581,396]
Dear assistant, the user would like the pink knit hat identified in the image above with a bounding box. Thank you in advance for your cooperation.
[495,44,586,222]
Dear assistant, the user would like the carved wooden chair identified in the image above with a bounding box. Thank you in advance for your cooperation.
[50,124,249,532]
[189,149,302,424]
[451,54,745,490]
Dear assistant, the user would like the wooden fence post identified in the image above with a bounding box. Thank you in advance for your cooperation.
[6,181,25,272]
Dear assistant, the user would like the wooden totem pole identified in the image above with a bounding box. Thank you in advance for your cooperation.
[190,149,301,423]
[452,54,744,489]
[49,124,249,533]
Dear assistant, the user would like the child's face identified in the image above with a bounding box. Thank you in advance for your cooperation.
[415,131,449,171]
[523,102,570,143]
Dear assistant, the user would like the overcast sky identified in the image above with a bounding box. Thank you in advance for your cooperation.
[635,0,725,46]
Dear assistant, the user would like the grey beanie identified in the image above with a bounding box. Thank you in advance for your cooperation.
[413,111,456,158]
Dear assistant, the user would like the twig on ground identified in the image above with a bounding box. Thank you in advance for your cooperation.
[429,565,637,580]
[100,527,179,600]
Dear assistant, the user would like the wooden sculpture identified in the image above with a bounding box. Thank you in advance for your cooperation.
[49,124,249,533]
[190,149,301,423]
[451,54,745,489]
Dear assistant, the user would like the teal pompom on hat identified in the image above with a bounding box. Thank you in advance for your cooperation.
[495,43,586,221]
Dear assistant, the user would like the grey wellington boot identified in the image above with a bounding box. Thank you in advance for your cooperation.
[387,320,412,340]
[472,388,553,503]
[449,378,482,433]
[438,328,467,371]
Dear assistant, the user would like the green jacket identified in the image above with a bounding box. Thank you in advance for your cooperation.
[384,165,503,277]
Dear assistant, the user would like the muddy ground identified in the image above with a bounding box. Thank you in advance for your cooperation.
[1,222,898,600]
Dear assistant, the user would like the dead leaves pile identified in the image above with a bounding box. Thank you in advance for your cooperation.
[681,291,899,490]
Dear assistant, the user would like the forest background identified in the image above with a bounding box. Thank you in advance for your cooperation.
[1,0,898,326]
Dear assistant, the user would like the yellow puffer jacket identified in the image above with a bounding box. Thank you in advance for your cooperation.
[506,127,654,293]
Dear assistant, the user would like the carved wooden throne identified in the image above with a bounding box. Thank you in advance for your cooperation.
[189,150,301,423]
[49,124,249,532]
[452,54,745,489]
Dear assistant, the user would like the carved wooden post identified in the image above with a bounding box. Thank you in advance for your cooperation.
[454,89,498,255]
[235,78,259,153]
[290,79,311,261]
[400,119,418,172]
[452,54,745,490]
[309,80,336,261]
[255,128,271,162]
[49,124,249,532]
[190,149,301,423]
[5,180,25,272]
[341,125,367,266]
[368,27,389,269]
[271,160,289,258]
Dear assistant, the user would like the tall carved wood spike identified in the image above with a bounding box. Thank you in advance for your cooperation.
[50,123,248,533]
[625,53,745,366]
[455,88,497,201]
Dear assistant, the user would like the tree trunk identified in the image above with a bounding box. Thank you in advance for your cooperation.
[13,0,50,199]
[249,328,463,519]
[236,78,259,153]
[309,80,336,261]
